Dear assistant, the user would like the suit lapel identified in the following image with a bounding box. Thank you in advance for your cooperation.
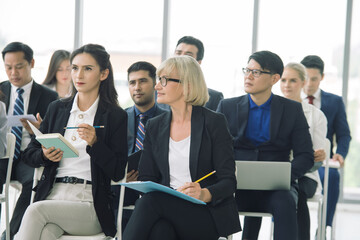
[54,100,72,135]
[2,82,11,113]
[269,95,283,142]
[127,107,136,155]
[157,111,172,184]
[189,106,204,180]
[237,96,249,138]
[28,82,41,115]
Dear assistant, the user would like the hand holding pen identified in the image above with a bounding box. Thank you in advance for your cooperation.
[177,171,216,203]
[76,123,98,147]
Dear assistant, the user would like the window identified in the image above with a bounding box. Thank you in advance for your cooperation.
[82,0,163,107]
[168,0,253,98]
[0,0,74,84]
[257,0,346,96]
[344,0,360,200]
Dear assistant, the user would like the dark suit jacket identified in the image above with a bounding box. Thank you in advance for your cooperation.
[217,94,314,182]
[320,90,351,158]
[0,80,58,117]
[22,99,128,237]
[138,106,241,236]
[157,87,224,112]
[126,104,168,155]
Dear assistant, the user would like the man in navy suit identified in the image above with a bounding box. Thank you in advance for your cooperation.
[217,51,314,240]
[0,42,58,240]
[158,36,223,111]
[301,55,351,228]
[114,61,167,230]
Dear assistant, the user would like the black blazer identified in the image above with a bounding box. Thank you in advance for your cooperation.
[0,80,58,117]
[126,104,168,155]
[217,94,314,182]
[138,106,241,236]
[22,98,128,237]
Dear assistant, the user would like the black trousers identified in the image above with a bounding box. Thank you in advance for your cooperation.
[236,187,298,240]
[123,192,219,240]
[297,176,317,240]
[0,156,34,236]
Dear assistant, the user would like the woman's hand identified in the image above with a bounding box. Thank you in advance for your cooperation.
[77,123,97,146]
[177,182,212,203]
[42,146,63,162]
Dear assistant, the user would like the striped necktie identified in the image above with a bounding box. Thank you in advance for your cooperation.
[135,114,146,152]
[12,88,25,161]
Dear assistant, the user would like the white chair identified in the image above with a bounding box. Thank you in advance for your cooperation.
[307,138,331,240]
[0,133,16,240]
[30,166,128,240]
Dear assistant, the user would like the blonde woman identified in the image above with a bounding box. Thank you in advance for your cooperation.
[123,56,241,240]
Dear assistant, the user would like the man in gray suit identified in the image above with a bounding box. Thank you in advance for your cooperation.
[158,36,223,111]
[114,61,167,230]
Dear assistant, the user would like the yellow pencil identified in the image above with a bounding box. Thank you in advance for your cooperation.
[195,170,216,183]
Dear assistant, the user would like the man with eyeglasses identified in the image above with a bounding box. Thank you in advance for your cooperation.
[113,61,168,231]
[217,50,313,240]
[158,36,223,111]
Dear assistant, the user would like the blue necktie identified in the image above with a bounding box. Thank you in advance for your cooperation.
[11,88,24,161]
[135,114,146,152]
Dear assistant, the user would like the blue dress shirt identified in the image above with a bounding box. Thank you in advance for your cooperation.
[245,94,272,146]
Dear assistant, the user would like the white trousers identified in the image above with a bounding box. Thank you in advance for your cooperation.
[15,182,102,240]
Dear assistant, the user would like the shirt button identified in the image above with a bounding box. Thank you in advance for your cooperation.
[78,114,84,119]
[72,136,76,141]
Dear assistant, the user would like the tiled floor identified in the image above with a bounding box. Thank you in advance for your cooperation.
[2,187,360,239]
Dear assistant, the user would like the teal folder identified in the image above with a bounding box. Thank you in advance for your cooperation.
[36,133,79,158]
[120,181,206,205]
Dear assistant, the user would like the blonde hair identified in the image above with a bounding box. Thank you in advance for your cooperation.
[285,62,308,81]
[157,56,209,106]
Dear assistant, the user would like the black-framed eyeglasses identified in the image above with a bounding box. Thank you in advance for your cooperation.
[242,68,272,78]
[157,76,181,87]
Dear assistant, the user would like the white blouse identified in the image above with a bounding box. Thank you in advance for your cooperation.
[56,94,99,181]
[168,136,192,189]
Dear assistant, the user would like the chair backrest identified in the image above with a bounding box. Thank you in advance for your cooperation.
[235,161,291,191]
[4,133,16,190]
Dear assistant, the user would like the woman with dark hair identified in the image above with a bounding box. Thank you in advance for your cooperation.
[16,44,128,240]
[43,50,74,98]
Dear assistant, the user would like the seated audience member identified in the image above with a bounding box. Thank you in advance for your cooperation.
[15,44,127,240]
[280,62,328,240]
[217,51,313,240]
[0,41,58,240]
[43,50,74,98]
[0,91,7,158]
[158,36,224,111]
[301,55,351,229]
[123,56,241,240]
[112,61,168,230]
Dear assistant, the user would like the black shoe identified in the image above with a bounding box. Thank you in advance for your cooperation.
[1,231,14,240]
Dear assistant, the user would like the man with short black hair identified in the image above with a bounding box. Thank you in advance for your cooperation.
[159,36,223,111]
[301,55,351,229]
[114,61,167,230]
[217,50,313,240]
[0,42,58,240]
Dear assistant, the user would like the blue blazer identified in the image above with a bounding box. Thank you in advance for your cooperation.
[217,94,314,182]
[126,104,168,155]
[138,106,241,236]
[320,90,351,158]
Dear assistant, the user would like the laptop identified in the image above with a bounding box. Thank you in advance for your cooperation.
[236,161,291,191]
